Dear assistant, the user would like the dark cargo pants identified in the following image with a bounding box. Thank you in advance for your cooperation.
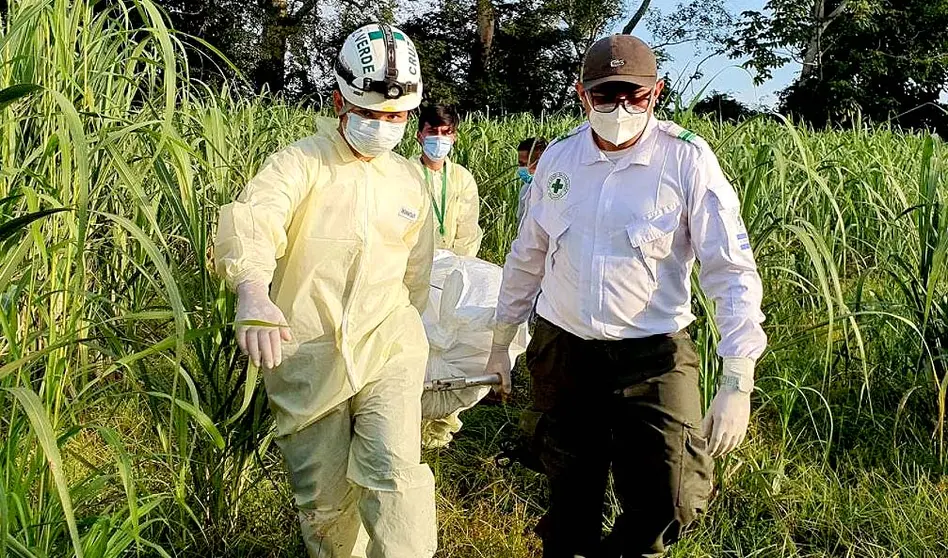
[526,316,713,558]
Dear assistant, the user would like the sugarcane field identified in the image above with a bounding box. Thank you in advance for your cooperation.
[1,0,948,557]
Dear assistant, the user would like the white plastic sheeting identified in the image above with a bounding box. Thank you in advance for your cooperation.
[420,250,530,419]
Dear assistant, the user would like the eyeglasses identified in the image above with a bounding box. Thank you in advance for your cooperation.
[587,90,652,114]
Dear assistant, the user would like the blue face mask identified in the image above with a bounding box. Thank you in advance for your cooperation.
[517,167,533,185]
[422,135,454,161]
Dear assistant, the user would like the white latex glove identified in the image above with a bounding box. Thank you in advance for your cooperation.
[486,345,513,396]
[701,357,754,458]
[486,321,518,397]
[235,282,292,370]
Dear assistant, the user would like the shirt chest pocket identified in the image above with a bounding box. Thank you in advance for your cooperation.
[536,209,572,275]
[626,204,682,281]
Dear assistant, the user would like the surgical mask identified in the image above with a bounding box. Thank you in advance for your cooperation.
[422,135,454,161]
[517,167,533,185]
[586,95,651,146]
[343,112,406,158]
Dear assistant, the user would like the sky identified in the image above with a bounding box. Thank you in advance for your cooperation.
[616,0,800,109]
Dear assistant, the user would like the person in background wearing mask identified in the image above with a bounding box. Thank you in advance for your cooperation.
[215,23,437,558]
[414,103,483,258]
[515,137,547,229]
[414,103,484,449]
[485,35,766,557]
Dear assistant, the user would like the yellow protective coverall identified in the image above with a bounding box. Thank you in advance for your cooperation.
[215,126,437,558]
[315,115,338,137]
[320,115,482,257]
[412,158,483,258]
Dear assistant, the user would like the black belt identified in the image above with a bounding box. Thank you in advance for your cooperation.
[534,314,686,353]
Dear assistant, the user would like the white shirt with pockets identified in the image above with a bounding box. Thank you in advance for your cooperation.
[496,118,766,360]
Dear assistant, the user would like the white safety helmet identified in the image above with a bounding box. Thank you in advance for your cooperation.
[334,23,423,112]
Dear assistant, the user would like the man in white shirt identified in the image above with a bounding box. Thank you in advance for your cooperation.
[485,35,766,557]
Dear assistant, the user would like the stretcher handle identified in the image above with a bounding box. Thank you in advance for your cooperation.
[423,373,502,392]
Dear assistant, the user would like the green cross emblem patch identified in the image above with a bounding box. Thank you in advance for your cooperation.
[547,172,570,200]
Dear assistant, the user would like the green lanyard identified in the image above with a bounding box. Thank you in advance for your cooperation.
[423,162,448,237]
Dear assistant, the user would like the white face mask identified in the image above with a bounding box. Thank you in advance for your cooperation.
[343,112,406,158]
[586,95,651,146]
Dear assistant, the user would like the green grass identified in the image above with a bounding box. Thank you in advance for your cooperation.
[1,0,948,556]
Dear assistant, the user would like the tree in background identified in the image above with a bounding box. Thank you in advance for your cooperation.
[639,0,735,101]
[643,0,733,59]
[144,0,947,133]
[146,0,738,112]
[729,0,948,132]
[402,0,733,114]
[692,91,758,122]
[254,0,320,95]
[403,0,625,114]
[151,0,629,109]
[156,0,396,97]
[155,0,258,88]
[727,0,865,85]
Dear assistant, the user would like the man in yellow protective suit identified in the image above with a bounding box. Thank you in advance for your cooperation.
[413,103,483,256]
[412,103,484,449]
[214,23,437,558]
